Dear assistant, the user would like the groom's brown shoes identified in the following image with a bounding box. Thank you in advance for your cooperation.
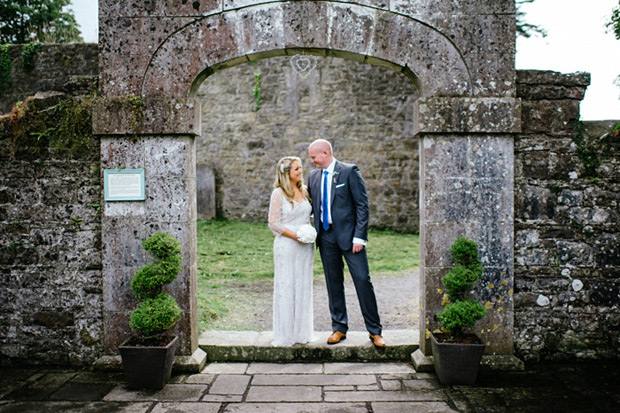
[327,331,346,344]
[369,334,386,348]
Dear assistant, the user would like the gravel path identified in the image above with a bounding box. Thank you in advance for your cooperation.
[204,270,420,332]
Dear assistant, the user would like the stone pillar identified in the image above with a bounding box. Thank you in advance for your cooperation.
[94,99,200,356]
[416,97,521,356]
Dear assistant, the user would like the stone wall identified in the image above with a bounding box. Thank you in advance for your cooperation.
[0,95,102,366]
[0,44,98,114]
[514,70,620,361]
[196,57,420,232]
[0,41,619,365]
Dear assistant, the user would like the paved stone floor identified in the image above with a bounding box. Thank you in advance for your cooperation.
[1,361,619,412]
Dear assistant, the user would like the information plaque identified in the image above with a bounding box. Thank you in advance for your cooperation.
[104,169,146,201]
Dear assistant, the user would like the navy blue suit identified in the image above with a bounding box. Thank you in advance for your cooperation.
[308,161,382,335]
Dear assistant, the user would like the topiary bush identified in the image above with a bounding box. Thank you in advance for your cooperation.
[129,232,182,338]
[437,237,487,341]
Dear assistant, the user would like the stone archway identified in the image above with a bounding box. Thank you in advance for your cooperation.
[94,1,521,361]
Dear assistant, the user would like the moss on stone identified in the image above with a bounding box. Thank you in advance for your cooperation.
[1,95,96,160]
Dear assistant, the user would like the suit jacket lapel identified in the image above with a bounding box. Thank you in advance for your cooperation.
[312,170,321,213]
[331,162,341,207]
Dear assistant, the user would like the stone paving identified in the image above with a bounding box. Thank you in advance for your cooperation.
[1,361,619,412]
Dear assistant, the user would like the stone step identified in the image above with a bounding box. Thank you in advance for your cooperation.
[198,330,419,362]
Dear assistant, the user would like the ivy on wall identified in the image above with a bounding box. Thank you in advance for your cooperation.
[0,44,11,89]
[21,43,41,71]
[251,62,261,112]
[572,121,620,179]
[1,95,95,159]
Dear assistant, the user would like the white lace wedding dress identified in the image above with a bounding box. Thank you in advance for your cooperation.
[268,188,316,346]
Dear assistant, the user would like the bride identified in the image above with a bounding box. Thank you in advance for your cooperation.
[268,156,316,346]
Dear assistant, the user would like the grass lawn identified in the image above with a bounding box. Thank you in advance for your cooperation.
[197,219,420,331]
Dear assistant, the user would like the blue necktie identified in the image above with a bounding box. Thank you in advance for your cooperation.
[322,170,329,231]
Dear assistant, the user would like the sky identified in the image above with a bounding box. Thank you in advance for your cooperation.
[67,0,620,120]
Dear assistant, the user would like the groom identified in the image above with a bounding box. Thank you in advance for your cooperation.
[307,139,385,348]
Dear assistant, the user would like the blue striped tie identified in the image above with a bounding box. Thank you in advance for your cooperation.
[322,170,329,231]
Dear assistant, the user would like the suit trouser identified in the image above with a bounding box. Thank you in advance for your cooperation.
[318,227,382,336]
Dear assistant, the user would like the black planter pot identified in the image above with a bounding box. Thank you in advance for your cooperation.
[119,335,179,389]
[431,333,486,385]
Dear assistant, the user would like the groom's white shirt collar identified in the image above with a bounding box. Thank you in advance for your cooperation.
[324,159,337,175]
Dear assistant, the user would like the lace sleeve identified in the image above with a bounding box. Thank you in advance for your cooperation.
[268,188,286,236]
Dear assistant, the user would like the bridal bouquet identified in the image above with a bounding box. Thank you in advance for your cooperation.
[297,224,317,243]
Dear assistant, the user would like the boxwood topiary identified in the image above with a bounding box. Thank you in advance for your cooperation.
[129,232,182,338]
[437,237,487,341]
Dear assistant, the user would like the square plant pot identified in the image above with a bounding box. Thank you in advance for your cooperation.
[119,335,179,389]
[431,333,485,385]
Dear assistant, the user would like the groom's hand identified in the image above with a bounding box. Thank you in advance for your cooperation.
[352,243,364,254]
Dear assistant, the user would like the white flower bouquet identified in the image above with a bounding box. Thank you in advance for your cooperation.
[297,224,317,243]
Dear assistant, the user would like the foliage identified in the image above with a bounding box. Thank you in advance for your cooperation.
[252,69,262,112]
[572,121,617,179]
[437,238,486,340]
[437,299,488,332]
[450,237,482,268]
[441,265,484,301]
[607,1,620,40]
[0,43,11,89]
[2,95,95,159]
[0,0,82,44]
[516,0,547,38]
[129,232,183,338]
[21,42,40,71]
[129,293,182,337]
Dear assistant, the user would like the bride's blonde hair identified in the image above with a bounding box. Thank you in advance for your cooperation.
[274,156,310,207]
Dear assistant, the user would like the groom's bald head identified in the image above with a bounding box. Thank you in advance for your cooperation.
[309,139,332,154]
[308,139,334,169]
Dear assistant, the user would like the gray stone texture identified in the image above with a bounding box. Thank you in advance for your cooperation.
[100,135,198,355]
[208,375,251,395]
[196,56,420,232]
[97,1,516,100]
[514,70,620,362]
[0,94,103,367]
[0,0,618,370]
[198,330,418,362]
[418,134,515,355]
[0,44,98,114]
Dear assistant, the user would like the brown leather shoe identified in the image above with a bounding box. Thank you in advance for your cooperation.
[327,331,346,344]
[369,334,386,348]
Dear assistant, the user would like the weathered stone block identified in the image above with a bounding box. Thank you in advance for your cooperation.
[416,98,521,134]
[521,100,580,134]
[427,14,517,97]
[93,98,200,136]
[369,14,471,97]
[391,0,515,15]
[100,0,221,17]
[517,70,591,89]
[98,52,150,97]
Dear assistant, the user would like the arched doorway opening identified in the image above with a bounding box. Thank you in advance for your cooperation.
[191,52,422,342]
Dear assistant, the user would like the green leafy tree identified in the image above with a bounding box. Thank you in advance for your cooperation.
[0,0,82,44]
[517,0,547,38]
[608,1,620,39]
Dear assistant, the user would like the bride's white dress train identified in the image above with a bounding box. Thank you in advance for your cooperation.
[268,188,316,346]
